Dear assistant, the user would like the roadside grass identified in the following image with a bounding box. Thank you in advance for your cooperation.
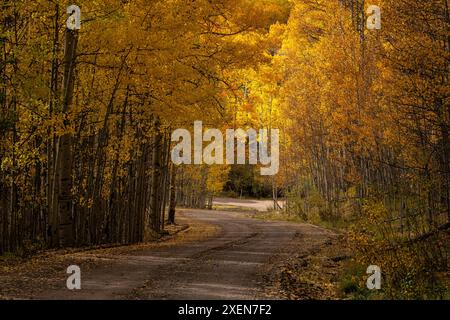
[212,204,257,212]
[250,209,352,233]
[252,209,450,300]
[337,260,384,300]
[250,211,304,223]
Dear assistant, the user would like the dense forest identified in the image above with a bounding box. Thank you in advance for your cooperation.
[0,0,448,299]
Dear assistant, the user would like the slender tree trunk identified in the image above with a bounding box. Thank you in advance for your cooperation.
[48,3,60,247]
[160,134,171,230]
[150,118,162,232]
[168,164,177,225]
[56,28,78,247]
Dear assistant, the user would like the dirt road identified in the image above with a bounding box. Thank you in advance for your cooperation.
[36,202,335,300]
[213,197,285,212]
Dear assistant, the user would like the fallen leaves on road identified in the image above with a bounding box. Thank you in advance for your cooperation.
[261,230,351,300]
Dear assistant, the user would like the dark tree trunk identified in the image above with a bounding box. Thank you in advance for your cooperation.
[168,164,177,225]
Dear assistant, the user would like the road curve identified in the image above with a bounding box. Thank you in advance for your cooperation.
[37,208,333,300]
[213,197,285,212]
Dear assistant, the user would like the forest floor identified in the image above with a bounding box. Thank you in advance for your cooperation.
[0,199,350,300]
